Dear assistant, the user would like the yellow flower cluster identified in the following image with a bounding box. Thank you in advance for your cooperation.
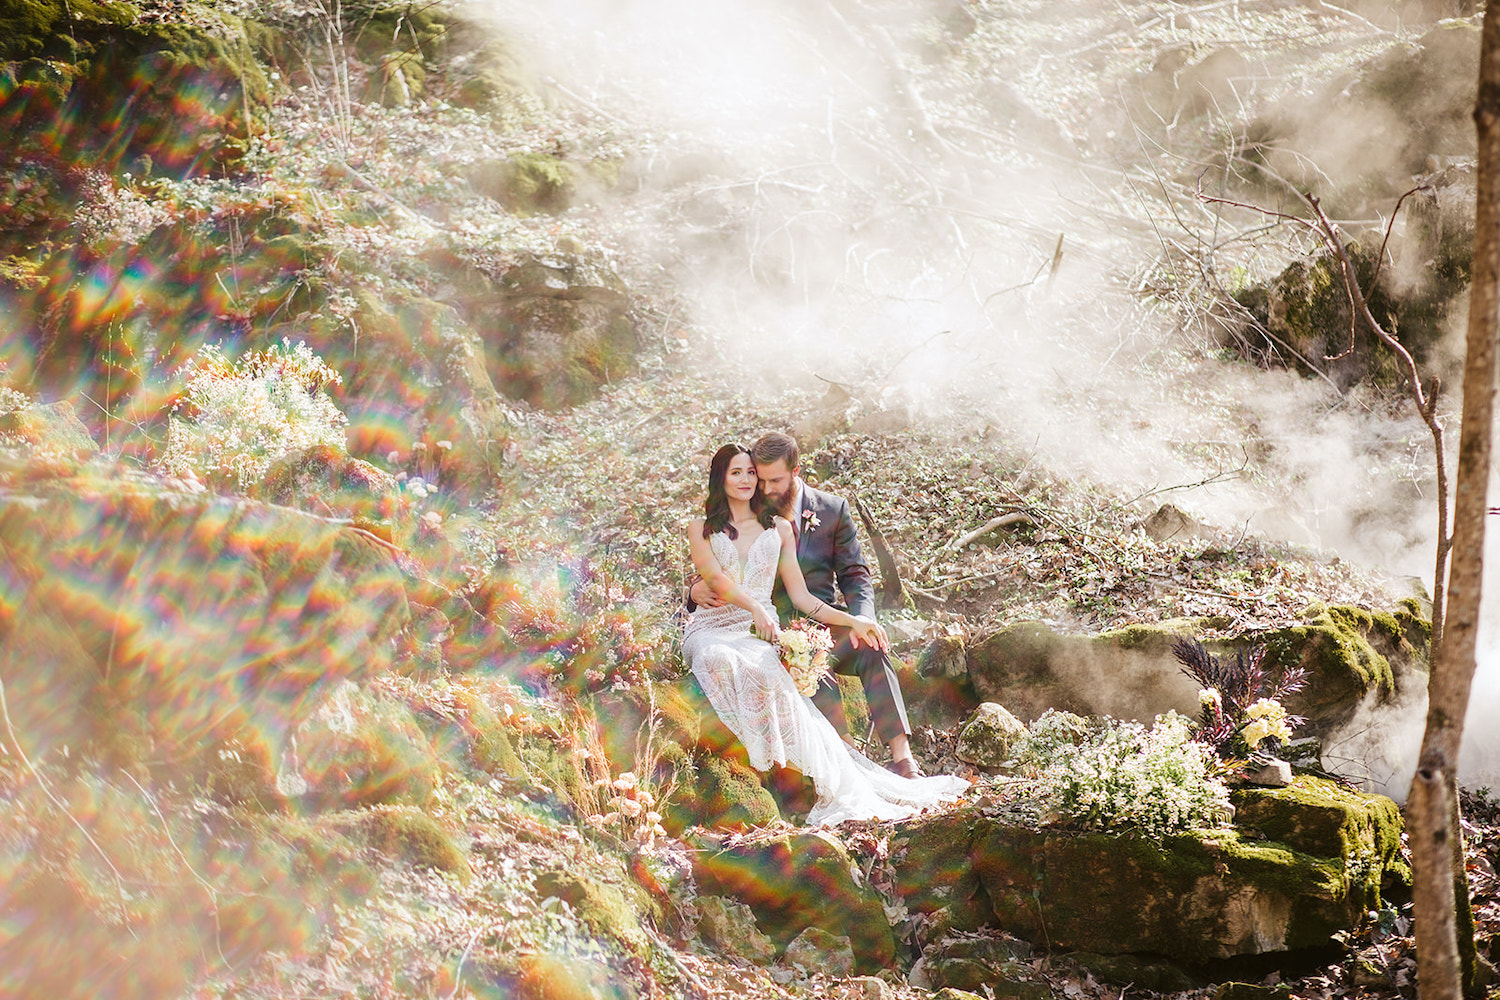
[1240,698,1293,749]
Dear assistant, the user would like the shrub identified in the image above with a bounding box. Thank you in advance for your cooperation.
[1016,709,1233,839]
[158,339,347,492]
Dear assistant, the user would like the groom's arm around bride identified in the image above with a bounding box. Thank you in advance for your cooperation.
[690,431,924,778]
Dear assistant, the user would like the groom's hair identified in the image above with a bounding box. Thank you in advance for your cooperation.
[751,432,799,471]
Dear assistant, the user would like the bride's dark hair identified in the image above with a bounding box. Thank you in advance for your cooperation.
[703,443,775,539]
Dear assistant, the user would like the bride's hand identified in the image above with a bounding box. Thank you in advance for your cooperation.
[849,616,888,653]
[752,606,780,644]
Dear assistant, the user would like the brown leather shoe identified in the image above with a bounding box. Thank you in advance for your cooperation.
[885,758,924,779]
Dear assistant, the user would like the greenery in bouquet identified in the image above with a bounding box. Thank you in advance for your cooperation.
[1013,709,1234,840]
[777,617,834,696]
[1172,637,1307,760]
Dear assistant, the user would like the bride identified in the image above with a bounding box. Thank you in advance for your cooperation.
[682,444,968,826]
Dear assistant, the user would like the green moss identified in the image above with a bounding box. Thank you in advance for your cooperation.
[486,153,577,216]
[585,157,623,191]
[1253,603,1429,735]
[534,869,655,952]
[512,727,588,809]
[299,686,440,809]
[347,4,449,66]
[455,689,526,779]
[1232,775,1403,869]
[665,751,780,832]
[356,804,472,882]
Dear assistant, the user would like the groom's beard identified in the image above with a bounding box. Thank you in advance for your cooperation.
[764,489,795,518]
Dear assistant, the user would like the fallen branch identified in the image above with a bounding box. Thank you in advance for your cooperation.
[854,495,906,609]
[947,511,1035,551]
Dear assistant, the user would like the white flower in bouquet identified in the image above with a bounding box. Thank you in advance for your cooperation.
[777,618,834,696]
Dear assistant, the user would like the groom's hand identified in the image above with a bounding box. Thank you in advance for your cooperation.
[689,577,727,608]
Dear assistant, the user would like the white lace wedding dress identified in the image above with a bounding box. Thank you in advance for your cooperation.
[683,528,968,826]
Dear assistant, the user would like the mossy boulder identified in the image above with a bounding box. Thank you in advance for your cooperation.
[0,0,271,177]
[0,474,410,772]
[254,444,408,539]
[439,249,639,410]
[347,804,472,882]
[696,894,777,964]
[535,868,659,955]
[1231,774,1405,906]
[890,810,993,926]
[965,606,1426,738]
[955,702,1027,767]
[307,290,519,499]
[690,828,897,972]
[965,619,1207,722]
[1252,602,1428,738]
[1231,235,1465,391]
[0,399,97,458]
[916,933,1040,995]
[470,153,579,215]
[290,681,442,810]
[967,795,1399,962]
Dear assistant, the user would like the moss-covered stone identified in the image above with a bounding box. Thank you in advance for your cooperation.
[295,683,442,809]
[966,619,1212,722]
[690,828,896,972]
[891,810,993,922]
[0,0,271,176]
[353,804,472,881]
[960,785,1403,964]
[663,750,781,833]
[535,868,657,953]
[0,479,410,774]
[470,153,578,216]
[1254,603,1427,737]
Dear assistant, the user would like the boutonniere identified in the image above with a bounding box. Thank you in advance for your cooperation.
[801,509,821,532]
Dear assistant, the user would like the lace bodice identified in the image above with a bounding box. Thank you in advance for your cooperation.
[709,528,780,603]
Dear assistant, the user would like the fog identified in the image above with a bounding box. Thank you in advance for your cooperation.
[471,0,1497,790]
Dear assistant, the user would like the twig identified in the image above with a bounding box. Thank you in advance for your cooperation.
[1121,450,1250,507]
[119,769,230,967]
[0,673,131,909]
[447,928,484,1000]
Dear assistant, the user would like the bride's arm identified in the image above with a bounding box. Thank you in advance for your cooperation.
[686,521,779,638]
[775,520,889,652]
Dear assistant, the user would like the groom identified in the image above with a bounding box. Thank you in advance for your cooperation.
[689,431,923,778]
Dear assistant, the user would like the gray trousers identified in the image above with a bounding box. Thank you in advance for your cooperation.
[809,628,912,745]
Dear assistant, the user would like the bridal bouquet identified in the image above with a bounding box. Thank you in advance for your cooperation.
[778,618,834,696]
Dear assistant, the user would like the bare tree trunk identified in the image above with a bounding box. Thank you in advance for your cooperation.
[1409,7,1500,997]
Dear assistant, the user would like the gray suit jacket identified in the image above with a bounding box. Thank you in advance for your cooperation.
[773,482,875,623]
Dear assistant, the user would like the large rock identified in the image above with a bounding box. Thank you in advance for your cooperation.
[1253,602,1428,740]
[889,777,1404,965]
[964,606,1428,738]
[0,0,270,178]
[690,829,897,972]
[965,620,1204,723]
[955,703,1027,767]
[0,474,410,771]
[451,251,639,410]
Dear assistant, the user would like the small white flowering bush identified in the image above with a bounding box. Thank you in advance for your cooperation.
[1016,709,1232,840]
[159,340,347,492]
